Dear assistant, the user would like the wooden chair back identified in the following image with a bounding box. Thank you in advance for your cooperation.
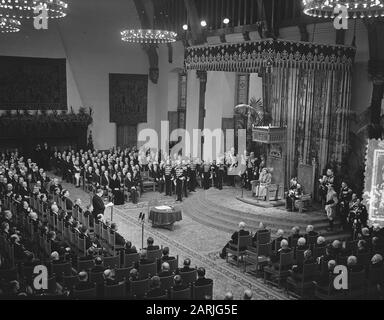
[313,246,326,258]
[124,253,140,268]
[51,261,72,277]
[257,231,271,245]
[62,274,79,289]
[89,271,105,285]
[348,270,366,291]
[302,263,319,281]
[179,270,197,285]
[115,267,132,282]
[171,286,191,300]
[102,255,120,269]
[159,275,174,291]
[73,287,97,299]
[280,251,294,268]
[78,259,95,272]
[104,281,126,298]
[193,283,213,300]
[167,258,179,272]
[147,249,163,261]
[295,249,306,264]
[139,262,157,279]
[130,279,150,298]
[258,242,272,257]
[238,235,252,251]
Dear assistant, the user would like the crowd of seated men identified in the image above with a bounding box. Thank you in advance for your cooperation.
[221,221,384,299]
[0,151,216,299]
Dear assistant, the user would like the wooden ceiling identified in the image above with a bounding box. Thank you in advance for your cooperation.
[145,0,317,43]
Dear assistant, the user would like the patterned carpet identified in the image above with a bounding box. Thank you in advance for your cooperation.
[61,180,289,300]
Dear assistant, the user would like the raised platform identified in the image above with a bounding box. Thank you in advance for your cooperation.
[183,187,350,242]
[236,194,285,208]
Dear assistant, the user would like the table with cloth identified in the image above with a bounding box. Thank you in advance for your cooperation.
[148,205,182,230]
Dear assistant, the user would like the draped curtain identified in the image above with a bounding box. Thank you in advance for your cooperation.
[266,66,352,185]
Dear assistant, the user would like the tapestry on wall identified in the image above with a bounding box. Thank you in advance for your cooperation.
[109,74,148,125]
[0,56,67,110]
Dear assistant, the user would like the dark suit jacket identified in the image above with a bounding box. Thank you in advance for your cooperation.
[231,230,250,245]
[92,195,105,216]
[125,248,138,254]
[195,278,213,286]
[75,281,95,291]
[112,231,126,246]
[173,284,189,291]
[91,265,105,273]
[147,245,160,251]
[158,271,173,278]
[146,287,166,298]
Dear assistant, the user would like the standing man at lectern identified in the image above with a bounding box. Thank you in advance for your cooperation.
[92,188,113,218]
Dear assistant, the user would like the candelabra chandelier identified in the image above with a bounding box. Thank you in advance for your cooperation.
[0,16,21,33]
[121,28,177,44]
[0,0,68,20]
[303,0,384,18]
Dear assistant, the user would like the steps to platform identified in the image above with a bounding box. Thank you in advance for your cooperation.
[183,189,350,242]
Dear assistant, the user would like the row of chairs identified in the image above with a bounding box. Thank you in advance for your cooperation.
[71,279,212,300]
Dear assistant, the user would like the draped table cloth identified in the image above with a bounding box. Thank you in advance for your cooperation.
[149,206,182,230]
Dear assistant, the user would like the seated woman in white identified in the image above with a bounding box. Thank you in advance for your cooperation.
[255,168,272,200]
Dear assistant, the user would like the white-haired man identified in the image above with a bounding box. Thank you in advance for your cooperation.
[243,289,253,300]
[270,239,292,270]
[271,229,286,252]
[220,222,250,259]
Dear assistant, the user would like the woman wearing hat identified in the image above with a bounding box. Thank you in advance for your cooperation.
[255,168,272,200]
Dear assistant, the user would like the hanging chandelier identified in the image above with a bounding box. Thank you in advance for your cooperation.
[120,29,177,44]
[303,0,384,19]
[0,16,21,33]
[0,0,68,20]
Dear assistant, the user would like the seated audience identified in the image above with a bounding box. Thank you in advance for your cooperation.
[146,276,166,298]
[220,222,250,259]
[158,262,172,278]
[75,271,95,291]
[194,267,213,286]
[172,275,189,292]
[146,237,160,251]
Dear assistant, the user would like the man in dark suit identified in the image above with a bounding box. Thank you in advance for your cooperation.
[194,267,213,286]
[252,222,270,244]
[172,275,189,291]
[110,223,126,247]
[91,257,105,273]
[146,276,166,298]
[158,262,173,278]
[135,249,155,268]
[271,229,287,252]
[176,258,195,274]
[146,237,160,251]
[124,241,138,254]
[74,271,95,291]
[92,188,106,217]
[103,269,119,286]
[220,222,250,259]
[79,226,93,250]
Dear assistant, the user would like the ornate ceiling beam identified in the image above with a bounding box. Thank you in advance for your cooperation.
[133,0,159,84]
[183,0,206,46]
